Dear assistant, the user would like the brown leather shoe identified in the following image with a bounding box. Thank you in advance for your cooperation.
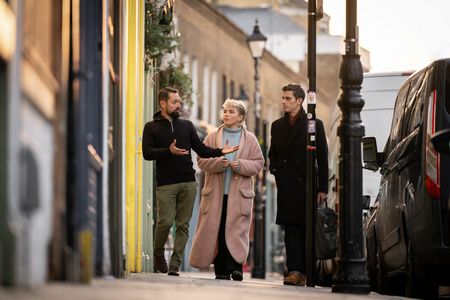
[168,265,179,276]
[283,271,306,286]
[153,255,168,273]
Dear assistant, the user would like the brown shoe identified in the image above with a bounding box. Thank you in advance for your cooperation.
[153,255,168,273]
[283,271,306,286]
[168,265,179,276]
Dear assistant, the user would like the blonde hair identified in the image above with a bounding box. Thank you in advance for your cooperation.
[223,98,247,116]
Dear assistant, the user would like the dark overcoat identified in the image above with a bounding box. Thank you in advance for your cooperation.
[268,109,328,225]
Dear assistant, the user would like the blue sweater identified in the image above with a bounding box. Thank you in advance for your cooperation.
[222,127,242,195]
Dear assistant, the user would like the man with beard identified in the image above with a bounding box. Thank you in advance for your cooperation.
[142,87,239,276]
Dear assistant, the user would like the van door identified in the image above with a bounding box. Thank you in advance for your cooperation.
[382,72,427,271]
[377,82,411,270]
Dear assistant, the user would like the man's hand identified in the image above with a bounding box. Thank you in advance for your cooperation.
[169,139,189,156]
[229,160,240,172]
[222,140,239,155]
[317,192,328,204]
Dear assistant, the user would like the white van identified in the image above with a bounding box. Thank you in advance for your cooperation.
[328,71,412,207]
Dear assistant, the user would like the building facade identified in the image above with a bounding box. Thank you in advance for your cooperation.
[0,0,156,286]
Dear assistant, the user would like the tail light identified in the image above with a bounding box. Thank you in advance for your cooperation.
[425,90,440,199]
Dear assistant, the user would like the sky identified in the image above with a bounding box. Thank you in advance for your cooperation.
[322,0,450,72]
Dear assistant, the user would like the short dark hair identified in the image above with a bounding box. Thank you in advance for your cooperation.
[282,83,305,100]
[158,87,179,102]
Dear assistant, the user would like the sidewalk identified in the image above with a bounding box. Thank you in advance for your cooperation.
[0,272,405,300]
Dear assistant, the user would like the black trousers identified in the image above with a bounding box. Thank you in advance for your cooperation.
[214,195,242,275]
[283,224,306,274]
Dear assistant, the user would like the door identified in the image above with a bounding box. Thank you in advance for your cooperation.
[67,0,103,282]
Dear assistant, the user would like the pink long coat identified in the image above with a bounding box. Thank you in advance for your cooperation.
[189,125,264,268]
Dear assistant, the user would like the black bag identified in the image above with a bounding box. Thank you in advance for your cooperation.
[315,201,338,260]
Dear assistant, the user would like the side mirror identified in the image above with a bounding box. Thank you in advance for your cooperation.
[431,129,450,154]
[362,137,380,171]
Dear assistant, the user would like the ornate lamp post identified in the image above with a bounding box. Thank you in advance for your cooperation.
[247,19,267,279]
[331,0,370,294]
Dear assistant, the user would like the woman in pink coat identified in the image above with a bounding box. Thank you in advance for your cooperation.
[189,99,264,280]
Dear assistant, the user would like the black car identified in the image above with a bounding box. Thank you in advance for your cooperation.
[362,58,450,298]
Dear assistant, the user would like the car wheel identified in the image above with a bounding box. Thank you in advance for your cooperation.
[366,237,378,290]
[405,241,438,298]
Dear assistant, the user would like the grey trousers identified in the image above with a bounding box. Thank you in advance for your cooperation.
[154,181,198,268]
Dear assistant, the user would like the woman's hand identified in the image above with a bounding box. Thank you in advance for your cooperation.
[229,160,240,172]
[221,158,230,169]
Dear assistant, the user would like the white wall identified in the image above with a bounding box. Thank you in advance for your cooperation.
[191,58,199,120]
[202,65,210,123]
[210,71,218,125]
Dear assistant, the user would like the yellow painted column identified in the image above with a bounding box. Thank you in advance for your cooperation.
[125,0,143,273]
[124,0,136,273]
[135,0,145,273]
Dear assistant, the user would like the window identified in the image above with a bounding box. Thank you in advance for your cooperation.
[222,75,227,102]
[230,80,235,99]
[403,71,427,135]
[386,82,410,153]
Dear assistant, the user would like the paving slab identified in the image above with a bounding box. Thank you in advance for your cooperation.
[0,272,406,300]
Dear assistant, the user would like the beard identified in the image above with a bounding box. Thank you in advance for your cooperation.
[169,109,180,119]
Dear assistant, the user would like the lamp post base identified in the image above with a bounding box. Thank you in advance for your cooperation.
[332,258,370,294]
[251,267,265,279]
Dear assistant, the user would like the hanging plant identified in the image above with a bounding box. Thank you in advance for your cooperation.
[159,63,193,107]
[144,1,178,70]
[145,1,194,108]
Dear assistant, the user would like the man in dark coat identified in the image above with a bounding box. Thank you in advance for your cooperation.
[142,87,238,276]
[268,83,328,286]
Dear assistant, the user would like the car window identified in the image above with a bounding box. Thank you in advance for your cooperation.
[403,71,427,135]
[386,82,410,153]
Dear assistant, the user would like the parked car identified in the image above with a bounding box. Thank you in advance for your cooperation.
[363,58,450,298]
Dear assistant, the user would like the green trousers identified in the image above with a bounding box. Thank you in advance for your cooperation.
[154,181,198,268]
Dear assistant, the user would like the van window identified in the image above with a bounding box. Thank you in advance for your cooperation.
[386,82,410,153]
[446,62,450,114]
[403,71,427,134]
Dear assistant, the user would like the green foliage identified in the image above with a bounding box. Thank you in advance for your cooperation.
[159,63,193,107]
[144,1,178,68]
[145,1,193,107]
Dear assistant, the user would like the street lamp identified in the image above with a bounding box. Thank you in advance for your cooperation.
[331,0,370,294]
[247,19,267,279]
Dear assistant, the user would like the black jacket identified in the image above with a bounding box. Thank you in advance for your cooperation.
[142,111,223,186]
[268,109,328,225]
